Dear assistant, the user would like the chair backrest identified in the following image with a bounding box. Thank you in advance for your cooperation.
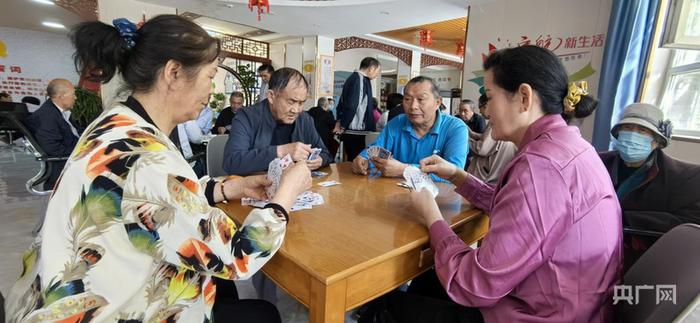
[621,223,700,322]
[0,111,45,158]
[365,131,380,147]
[206,135,229,178]
[0,102,29,131]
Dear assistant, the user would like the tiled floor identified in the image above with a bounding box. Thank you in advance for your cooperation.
[0,145,356,323]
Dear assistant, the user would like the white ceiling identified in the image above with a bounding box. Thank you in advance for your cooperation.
[142,0,473,37]
[0,0,83,34]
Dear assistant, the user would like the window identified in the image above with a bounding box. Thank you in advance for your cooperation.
[658,49,700,137]
[646,0,700,138]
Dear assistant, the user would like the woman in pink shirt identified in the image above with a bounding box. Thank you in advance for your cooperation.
[364,46,623,323]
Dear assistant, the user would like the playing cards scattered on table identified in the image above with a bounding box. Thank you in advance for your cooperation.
[242,192,324,212]
[367,146,392,159]
[318,180,341,187]
[403,166,439,198]
[242,154,325,212]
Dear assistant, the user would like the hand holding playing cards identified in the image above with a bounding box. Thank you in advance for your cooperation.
[224,175,271,201]
[306,156,322,170]
[419,155,467,186]
[409,188,444,227]
[271,160,312,212]
[371,157,407,177]
[352,156,369,175]
[277,142,312,161]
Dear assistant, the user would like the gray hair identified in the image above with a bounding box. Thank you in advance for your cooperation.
[405,76,440,99]
[317,97,328,108]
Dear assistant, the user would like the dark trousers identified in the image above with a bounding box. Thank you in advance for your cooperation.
[341,133,366,161]
[44,160,66,191]
[359,270,484,323]
[213,277,281,323]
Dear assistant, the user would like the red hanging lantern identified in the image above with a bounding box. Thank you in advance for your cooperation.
[419,29,433,47]
[455,42,465,57]
[248,0,270,21]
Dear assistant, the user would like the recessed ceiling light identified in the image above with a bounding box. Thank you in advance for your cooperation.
[379,11,390,15]
[32,0,54,5]
[42,21,65,29]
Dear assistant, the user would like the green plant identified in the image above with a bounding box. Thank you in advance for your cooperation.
[209,92,226,110]
[236,64,257,90]
[71,87,103,129]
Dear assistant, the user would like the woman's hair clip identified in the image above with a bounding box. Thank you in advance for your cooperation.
[564,81,589,110]
[113,18,138,50]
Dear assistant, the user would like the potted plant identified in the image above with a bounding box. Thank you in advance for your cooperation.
[70,87,103,131]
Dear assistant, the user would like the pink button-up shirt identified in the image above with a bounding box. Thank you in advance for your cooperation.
[430,114,622,322]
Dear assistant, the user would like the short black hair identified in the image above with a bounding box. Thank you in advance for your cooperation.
[268,67,309,93]
[360,57,380,70]
[483,45,568,115]
[257,64,274,74]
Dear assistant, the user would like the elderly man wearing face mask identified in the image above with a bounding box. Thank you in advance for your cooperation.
[599,103,700,269]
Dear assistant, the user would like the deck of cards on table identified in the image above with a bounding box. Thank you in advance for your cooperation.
[402,166,439,198]
[241,154,325,211]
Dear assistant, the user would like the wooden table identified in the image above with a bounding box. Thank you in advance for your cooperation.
[218,163,488,323]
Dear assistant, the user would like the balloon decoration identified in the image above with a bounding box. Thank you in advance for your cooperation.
[419,29,433,47]
[248,0,270,21]
[455,41,465,57]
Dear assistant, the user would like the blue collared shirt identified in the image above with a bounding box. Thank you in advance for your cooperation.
[196,106,213,135]
[360,111,468,181]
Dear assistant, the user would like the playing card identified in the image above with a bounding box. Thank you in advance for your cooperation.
[318,180,341,187]
[266,154,293,198]
[308,148,322,161]
[311,171,328,177]
[403,166,439,198]
[377,147,392,159]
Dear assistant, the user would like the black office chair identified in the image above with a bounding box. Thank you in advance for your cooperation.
[0,109,69,195]
[621,224,700,322]
[0,101,29,145]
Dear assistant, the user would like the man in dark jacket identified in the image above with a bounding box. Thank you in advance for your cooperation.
[599,103,700,269]
[213,91,244,134]
[334,57,380,160]
[458,99,486,134]
[27,79,80,190]
[308,97,335,151]
[223,68,331,175]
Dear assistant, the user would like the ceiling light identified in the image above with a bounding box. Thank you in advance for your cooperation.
[32,0,54,5]
[42,21,65,29]
[379,11,389,15]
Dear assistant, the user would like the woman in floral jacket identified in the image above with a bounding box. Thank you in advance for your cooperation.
[5,15,311,323]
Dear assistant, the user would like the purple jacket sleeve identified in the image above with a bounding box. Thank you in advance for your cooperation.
[429,155,571,307]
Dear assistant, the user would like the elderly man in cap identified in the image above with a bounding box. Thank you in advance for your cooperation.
[599,103,700,269]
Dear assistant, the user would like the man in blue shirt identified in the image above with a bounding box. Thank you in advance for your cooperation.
[352,76,468,180]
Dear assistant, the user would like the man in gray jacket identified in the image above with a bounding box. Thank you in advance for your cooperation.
[223,67,331,175]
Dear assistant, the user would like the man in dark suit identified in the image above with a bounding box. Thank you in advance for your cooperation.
[308,97,335,152]
[27,79,79,190]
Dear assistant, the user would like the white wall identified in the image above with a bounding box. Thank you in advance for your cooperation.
[97,0,176,108]
[0,26,78,107]
[463,0,612,142]
[421,68,462,91]
[665,138,700,164]
[269,43,285,70]
[334,48,385,98]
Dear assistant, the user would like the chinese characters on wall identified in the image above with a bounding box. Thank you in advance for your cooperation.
[0,64,47,98]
